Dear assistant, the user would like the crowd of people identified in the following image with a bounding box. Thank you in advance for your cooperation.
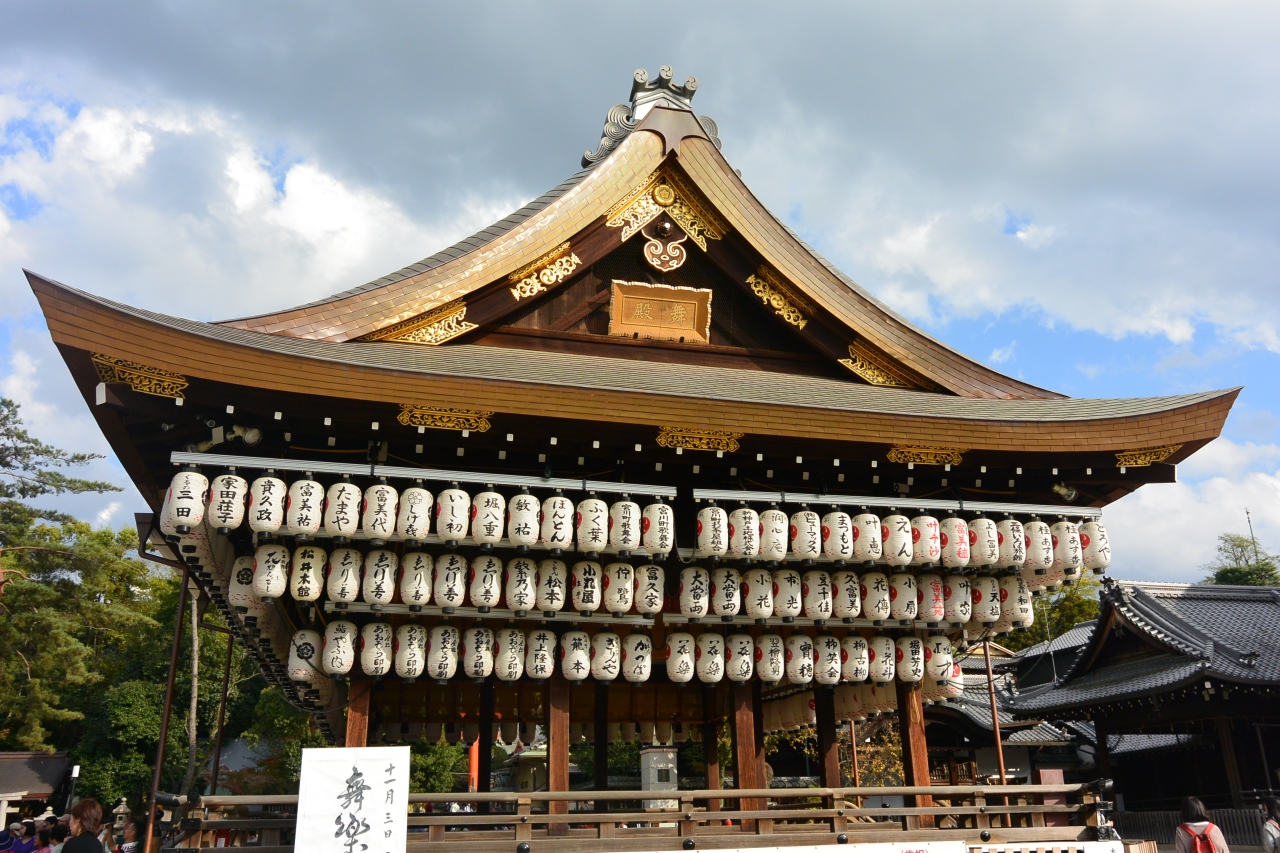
[1,801,148,853]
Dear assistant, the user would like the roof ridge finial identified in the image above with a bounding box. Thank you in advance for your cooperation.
[582,65,720,168]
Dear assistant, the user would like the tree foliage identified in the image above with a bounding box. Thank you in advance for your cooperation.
[1202,532,1280,586]
[1001,577,1102,652]
[0,397,120,499]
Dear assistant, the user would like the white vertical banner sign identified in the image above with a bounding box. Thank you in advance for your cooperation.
[296,746,410,853]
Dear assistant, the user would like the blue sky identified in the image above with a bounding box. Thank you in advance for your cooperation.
[1,1,1279,580]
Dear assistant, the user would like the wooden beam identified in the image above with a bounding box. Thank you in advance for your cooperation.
[895,679,934,828]
[732,682,764,831]
[547,668,571,835]
[1217,717,1244,808]
[814,688,842,790]
[344,679,372,748]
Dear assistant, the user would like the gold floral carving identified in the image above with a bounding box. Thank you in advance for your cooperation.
[886,445,967,466]
[837,341,937,391]
[746,266,813,330]
[655,426,743,453]
[91,353,188,399]
[362,300,478,345]
[396,404,493,433]
[1115,444,1182,467]
[605,169,725,251]
[508,243,582,300]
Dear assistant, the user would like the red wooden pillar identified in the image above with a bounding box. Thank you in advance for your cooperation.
[895,679,934,827]
[732,682,764,830]
[703,720,721,811]
[814,687,842,791]
[547,669,571,835]
[345,679,372,748]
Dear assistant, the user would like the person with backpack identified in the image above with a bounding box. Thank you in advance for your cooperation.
[1261,796,1280,853]
[1177,797,1230,853]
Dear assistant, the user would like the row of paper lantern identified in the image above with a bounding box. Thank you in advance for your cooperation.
[234,543,1035,627]
[761,670,964,733]
[161,471,676,555]
[287,625,957,687]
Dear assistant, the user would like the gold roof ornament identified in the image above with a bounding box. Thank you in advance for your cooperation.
[396,404,493,433]
[508,243,582,301]
[886,445,967,466]
[838,341,939,391]
[746,265,813,330]
[655,426,743,453]
[91,353,188,399]
[1115,444,1182,467]
[605,168,726,251]
[361,299,478,345]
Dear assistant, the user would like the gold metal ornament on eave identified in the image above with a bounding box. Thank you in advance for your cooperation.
[91,353,188,399]
[655,425,743,453]
[885,445,967,466]
[508,243,582,301]
[745,265,813,330]
[396,404,494,433]
[605,169,726,251]
[362,299,478,346]
[1115,444,1182,468]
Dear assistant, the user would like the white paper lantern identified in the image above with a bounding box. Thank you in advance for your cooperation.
[665,632,695,683]
[835,683,865,722]
[283,479,322,538]
[971,574,1002,625]
[288,629,323,683]
[602,562,635,615]
[741,567,774,620]
[1080,520,1111,574]
[695,505,728,558]
[326,548,362,607]
[895,636,925,683]
[497,489,535,548]
[917,573,945,626]
[784,633,815,684]
[679,566,710,619]
[289,545,325,602]
[943,574,972,626]
[560,630,591,682]
[641,502,675,556]
[460,626,494,680]
[924,634,952,680]
[1024,519,1054,576]
[322,620,356,676]
[570,560,602,615]
[467,490,504,547]
[710,567,741,619]
[621,631,653,683]
[164,470,208,535]
[206,473,247,533]
[360,622,393,677]
[822,511,854,561]
[359,482,398,545]
[910,515,941,566]
[435,487,471,543]
[634,564,665,616]
[1000,574,1034,628]
[426,625,459,683]
[940,517,970,569]
[252,543,289,602]
[755,634,785,682]
[494,628,525,682]
[797,693,818,728]
[790,509,822,561]
[868,635,896,684]
[1019,562,1047,595]
[395,623,427,682]
[362,549,398,608]
[861,683,883,717]
[802,570,833,621]
[540,494,574,551]
[814,634,842,685]
[759,507,789,562]
[322,480,361,540]
[938,661,965,701]
[860,571,891,624]
[882,514,913,567]
[729,506,760,559]
[399,552,432,610]
[433,553,467,612]
[969,517,1000,568]
[525,629,556,681]
[536,559,568,614]
[576,497,608,555]
[1051,520,1083,580]
[396,486,433,542]
[852,512,883,564]
[841,634,869,682]
[504,557,537,616]
[831,570,861,621]
[247,476,286,534]
[997,517,1026,569]
[469,554,503,612]
[608,500,641,554]
[726,633,754,682]
[889,572,919,623]
[695,632,725,683]
[772,567,803,620]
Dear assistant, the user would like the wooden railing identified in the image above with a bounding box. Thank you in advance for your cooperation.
[165,783,1107,852]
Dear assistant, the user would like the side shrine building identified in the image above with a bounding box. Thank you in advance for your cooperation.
[27,66,1241,849]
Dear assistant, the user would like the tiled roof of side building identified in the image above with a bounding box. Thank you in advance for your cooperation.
[1013,620,1097,659]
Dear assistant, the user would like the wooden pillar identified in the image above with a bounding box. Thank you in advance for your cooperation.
[547,669,571,835]
[1095,720,1111,777]
[1217,717,1244,808]
[478,678,495,813]
[345,679,372,748]
[850,720,861,788]
[732,682,764,830]
[814,687,842,790]
[752,680,766,781]
[594,681,609,810]
[703,720,721,811]
[894,679,934,827]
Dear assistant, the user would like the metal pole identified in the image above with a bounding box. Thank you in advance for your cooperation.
[208,636,234,794]
[144,568,190,853]
[1247,508,1263,566]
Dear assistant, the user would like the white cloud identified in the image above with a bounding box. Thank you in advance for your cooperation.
[1014,223,1058,250]
[95,501,122,528]
[989,341,1016,364]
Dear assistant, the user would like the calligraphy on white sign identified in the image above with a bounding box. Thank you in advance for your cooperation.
[297,746,410,853]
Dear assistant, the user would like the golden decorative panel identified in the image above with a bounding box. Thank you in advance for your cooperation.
[362,300,478,345]
[837,341,937,391]
[608,280,712,344]
[1115,444,1182,467]
[605,168,726,251]
[656,426,743,453]
[508,242,582,301]
[396,404,493,433]
[91,353,188,399]
[886,445,967,466]
[746,265,813,330]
